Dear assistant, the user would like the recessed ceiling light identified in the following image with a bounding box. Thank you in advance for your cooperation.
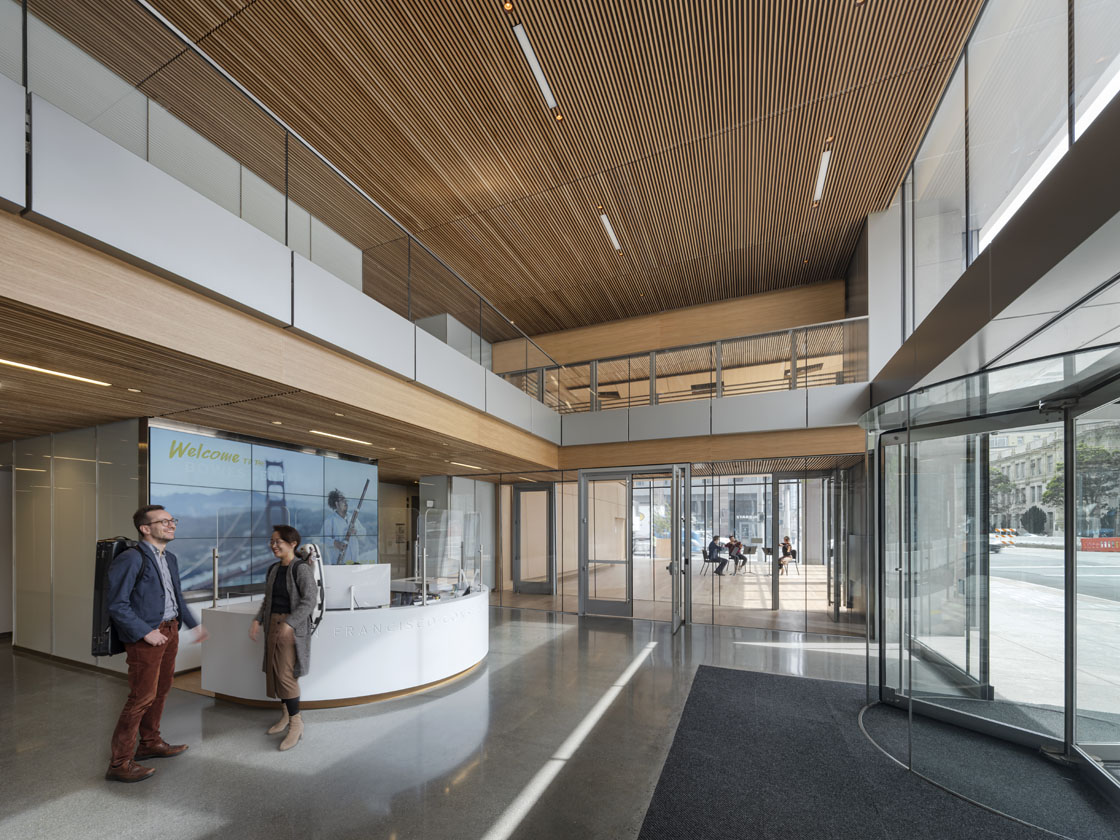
[388,447,396,451]
[599,213,622,251]
[334,412,344,417]
[451,461,483,470]
[271,421,282,425]
[812,149,832,203]
[0,357,111,386]
[503,1,513,10]
[309,430,372,446]
[513,23,558,112]
[127,388,142,393]
[554,112,563,121]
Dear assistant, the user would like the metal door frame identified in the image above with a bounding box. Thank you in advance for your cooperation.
[578,464,691,625]
[512,482,556,595]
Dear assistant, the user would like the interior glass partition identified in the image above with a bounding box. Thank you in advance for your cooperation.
[689,459,866,636]
[862,342,1120,805]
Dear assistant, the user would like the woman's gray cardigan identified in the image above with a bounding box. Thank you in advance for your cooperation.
[253,560,316,679]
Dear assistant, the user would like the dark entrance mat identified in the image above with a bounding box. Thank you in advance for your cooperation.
[637,666,1109,839]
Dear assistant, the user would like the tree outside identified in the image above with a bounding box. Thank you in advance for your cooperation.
[1042,442,1120,536]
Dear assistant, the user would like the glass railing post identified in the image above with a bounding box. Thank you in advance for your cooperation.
[789,329,798,390]
[715,341,723,399]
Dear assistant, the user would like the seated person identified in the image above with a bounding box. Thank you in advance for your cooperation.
[707,536,728,576]
[779,536,795,575]
[728,535,745,570]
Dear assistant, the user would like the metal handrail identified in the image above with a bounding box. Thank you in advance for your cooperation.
[110,0,562,369]
[501,315,868,376]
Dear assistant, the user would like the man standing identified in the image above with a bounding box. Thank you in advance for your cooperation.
[105,505,208,783]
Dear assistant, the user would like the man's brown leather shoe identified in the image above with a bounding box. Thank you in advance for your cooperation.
[134,739,189,760]
[105,761,155,783]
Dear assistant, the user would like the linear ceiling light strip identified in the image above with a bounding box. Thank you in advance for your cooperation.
[599,213,622,253]
[513,23,560,118]
[812,149,832,204]
[0,357,111,386]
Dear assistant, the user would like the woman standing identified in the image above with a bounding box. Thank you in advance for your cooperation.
[249,525,315,751]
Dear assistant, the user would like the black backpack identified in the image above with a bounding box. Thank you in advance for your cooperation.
[91,536,138,657]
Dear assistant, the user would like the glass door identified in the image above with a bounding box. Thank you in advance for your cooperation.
[512,483,554,595]
[578,465,692,621]
[580,474,632,617]
[1073,398,1120,782]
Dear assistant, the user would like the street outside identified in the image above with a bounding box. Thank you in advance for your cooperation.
[991,543,1120,601]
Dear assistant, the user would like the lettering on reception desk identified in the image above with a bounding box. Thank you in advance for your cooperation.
[331,604,479,638]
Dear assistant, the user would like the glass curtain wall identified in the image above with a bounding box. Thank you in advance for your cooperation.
[689,461,867,637]
[893,0,1120,337]
[863,343,1120,800]
[483,460,867,639]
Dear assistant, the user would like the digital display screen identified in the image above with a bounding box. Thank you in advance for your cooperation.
[148,427,378,592]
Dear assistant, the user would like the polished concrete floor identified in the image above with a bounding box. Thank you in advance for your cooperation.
[0,610,868,840]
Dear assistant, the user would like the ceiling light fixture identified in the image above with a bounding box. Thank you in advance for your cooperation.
[512,23,559,116]
[599,213,622,252]
[0,357,111,386]
[812,149,832,203]
[271,420,282,425]
[503,1,513,10]
[309,430,372,446]
[127,388,142,393]
[451,461,483,470]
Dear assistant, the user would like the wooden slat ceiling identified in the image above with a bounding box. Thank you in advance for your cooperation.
[0,298,551,482]
[41,0,981,336]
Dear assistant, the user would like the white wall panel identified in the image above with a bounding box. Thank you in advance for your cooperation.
[628,400,710,441]
[14,435,51,653]
[711,389,808,435]
[310,216,362,290]
[485,370,533,431]
[32,96,293,324]
[51,428,97,666]
[0,74,23,210]
[806,383,872,428]
[867,202,903,379]
[415,328,486,411]
[531,400,562,445]
[293,253,415,380]
[561,408,629,446]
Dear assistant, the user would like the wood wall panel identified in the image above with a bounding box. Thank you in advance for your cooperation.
[492,281,845,371]
[558,426,867,471]
[0,213,558,478]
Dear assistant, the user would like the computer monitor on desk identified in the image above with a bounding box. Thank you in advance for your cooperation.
[322,564,391,610]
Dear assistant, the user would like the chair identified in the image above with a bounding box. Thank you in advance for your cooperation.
[779,548,800,575]
[700,547,716,575]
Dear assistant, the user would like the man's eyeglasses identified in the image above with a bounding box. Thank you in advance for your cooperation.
[146,518,179,527]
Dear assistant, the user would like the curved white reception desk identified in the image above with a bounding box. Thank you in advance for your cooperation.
[200,587,489,705]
